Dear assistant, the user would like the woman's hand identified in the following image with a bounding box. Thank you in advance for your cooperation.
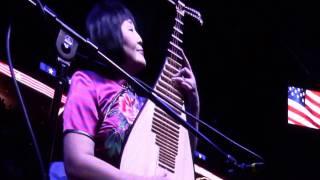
[171,50,200,151]
[171,50,200,117]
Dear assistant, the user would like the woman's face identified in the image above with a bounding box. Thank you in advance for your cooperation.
[121,19,146,74]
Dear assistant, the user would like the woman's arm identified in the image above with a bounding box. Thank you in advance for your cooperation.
[64,133,169,180]
[64,133,130,180]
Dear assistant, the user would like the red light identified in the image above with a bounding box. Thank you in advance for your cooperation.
[0,61,67,104]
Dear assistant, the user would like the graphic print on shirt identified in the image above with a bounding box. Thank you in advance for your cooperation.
[103,87,145,158]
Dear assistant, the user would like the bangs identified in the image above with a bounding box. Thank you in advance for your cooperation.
[86,0,136,63]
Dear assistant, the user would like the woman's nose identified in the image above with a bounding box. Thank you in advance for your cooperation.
[136,32,143,44]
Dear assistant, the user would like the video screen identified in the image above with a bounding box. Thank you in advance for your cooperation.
[288,86,320,129]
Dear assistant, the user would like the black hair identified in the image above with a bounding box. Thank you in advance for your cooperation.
[86,0,136,64]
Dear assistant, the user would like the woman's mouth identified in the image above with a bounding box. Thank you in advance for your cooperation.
[137,49,144,55]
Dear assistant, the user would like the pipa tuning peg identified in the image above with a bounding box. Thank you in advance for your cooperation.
[184,5,203,26]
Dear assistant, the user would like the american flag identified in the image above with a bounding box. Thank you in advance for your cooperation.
[288,86,320,129]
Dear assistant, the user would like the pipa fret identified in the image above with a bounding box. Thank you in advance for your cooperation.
[120,1,198,179]
[152,2,186,174]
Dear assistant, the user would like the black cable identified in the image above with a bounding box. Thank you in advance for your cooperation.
[6,24,47,180]
[134,77,264,162]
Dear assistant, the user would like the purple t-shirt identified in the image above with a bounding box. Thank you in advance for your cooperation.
[63,70,145,167]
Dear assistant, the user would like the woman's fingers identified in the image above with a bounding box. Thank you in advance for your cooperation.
[172,67,192,78]
[172,76,194,91]
[180,50,192,69]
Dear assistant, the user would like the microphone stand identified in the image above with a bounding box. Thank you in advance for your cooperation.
[48,30,78,163]
[26,0,264,175]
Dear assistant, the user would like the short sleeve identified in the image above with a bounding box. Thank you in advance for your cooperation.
[63,71,99,139]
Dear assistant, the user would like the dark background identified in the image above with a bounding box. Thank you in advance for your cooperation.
[1,0,320,179]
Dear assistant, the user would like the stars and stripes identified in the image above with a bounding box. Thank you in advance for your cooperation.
[288,86,320,129]
[40,61,57,77]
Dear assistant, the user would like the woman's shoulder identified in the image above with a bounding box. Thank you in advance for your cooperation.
[70,70,112,83]
[71,69,103,79]
[71,69,126,89]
